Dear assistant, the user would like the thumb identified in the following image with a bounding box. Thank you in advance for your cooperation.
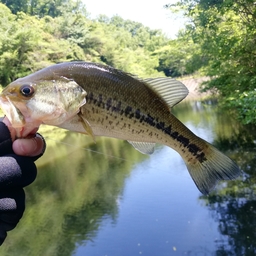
[12,134,46,157]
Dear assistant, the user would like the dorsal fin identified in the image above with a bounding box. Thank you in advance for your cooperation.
[143,77,189,108]
[127,141,155,154]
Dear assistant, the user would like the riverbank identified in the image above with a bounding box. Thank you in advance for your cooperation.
[179,76,212,100]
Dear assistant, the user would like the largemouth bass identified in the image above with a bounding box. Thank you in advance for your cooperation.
[0,61,241,194]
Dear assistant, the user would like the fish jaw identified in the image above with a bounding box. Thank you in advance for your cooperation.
[0,95,42,137]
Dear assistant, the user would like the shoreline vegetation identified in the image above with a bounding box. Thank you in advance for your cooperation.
[0,1,255,125]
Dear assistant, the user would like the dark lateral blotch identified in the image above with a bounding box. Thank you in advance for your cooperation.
[156,121,165,131]
[177,135,190,147]
[125,106,133,116]
[135,109,141,119]
[164,125,172,135]
[87,92,94,102]
[188,143,200,155]
[145,114,155,126]
[106,98,112,110]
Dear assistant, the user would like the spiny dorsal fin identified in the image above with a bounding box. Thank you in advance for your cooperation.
[143,77,189,108]
[127,141,155,154]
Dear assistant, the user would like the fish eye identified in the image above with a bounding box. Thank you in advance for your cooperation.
[20,84,34,97]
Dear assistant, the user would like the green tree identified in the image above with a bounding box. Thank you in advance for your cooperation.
[55,3,90,47]
[1,0,87,17]
[0,2,177,86]
[156,30,205,77]
[0,3,85,85]
[167,0,256,124]
[1,0,28,13]
[88,15,167,77]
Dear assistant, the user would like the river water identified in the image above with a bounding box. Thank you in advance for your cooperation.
[1,100,256,256]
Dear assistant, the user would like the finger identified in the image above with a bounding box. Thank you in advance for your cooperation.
[0,188,25,245]
[12,135,45,157]
[0,155,37,188]
[0,188,25,226]
[2,117,15,141]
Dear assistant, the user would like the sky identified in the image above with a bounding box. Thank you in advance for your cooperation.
[82,0,186,38]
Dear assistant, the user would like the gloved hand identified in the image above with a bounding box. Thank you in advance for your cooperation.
[0,119,46,245]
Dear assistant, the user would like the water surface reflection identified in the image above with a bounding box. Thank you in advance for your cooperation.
[1,100,255,256]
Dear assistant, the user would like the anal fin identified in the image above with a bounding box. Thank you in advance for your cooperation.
[127,141,155,154]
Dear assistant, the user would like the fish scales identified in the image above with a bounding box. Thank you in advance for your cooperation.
[0,61,242,194]
[59,63,210,161]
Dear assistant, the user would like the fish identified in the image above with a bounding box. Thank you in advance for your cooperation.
[0,61,241,194]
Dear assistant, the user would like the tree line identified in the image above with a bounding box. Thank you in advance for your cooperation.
[0,0,255,125]
[0,0,202,81]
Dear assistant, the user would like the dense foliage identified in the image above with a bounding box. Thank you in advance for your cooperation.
[167,0,256,124]
[0,0,255,125]
[0,0,200,81]
[0,1,160,83]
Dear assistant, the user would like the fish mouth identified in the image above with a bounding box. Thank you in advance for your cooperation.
[0,94,10,107]
[0,87,19,100]
[0,94,25,128]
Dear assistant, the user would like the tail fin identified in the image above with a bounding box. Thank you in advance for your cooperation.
[185,141,241,195]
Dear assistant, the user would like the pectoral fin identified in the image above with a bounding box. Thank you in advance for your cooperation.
[127,141,155,154]
[78,112,95,142]
[57,113,95,142]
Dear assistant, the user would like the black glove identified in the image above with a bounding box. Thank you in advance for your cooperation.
[0,122,45,245]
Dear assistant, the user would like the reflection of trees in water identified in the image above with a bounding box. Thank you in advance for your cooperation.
[205,194,256,255]
[201,127,256,256]
[168,100,256,255]
[1,135,146,256]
